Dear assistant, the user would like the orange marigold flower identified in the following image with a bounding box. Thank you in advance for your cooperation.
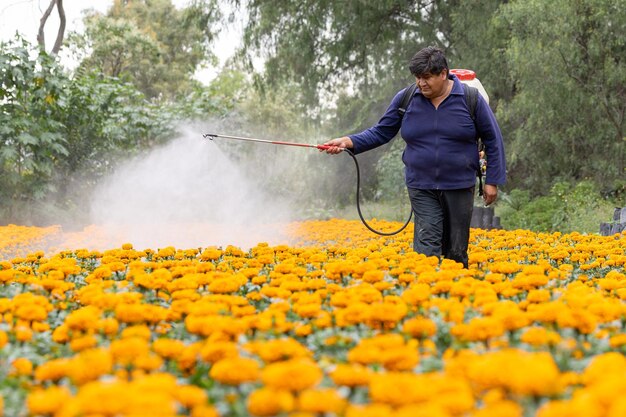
[26,386,72,415]
[403,317,437,339]
[11,357,33,376]
[297,388,346,414]
[261,358,322,391]
[191,404,221,417]
[210,356,260,385]
[329,364,372,387]
[174,385,208,409]
[247,387,295,416]
[35,359,70,382]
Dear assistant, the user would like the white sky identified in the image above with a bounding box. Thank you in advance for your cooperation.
[0,0,240,83]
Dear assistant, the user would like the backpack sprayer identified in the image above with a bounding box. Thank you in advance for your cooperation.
[202,133,412,236]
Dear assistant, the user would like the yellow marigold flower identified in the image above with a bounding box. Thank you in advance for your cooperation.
[27,386,72,415]
[99,317,120,336]
[190,404,220,417]
[395,403,452,417]
[11,357,33,376]
[14,303,48,322]
[527,289,551,303]
[210,356,260,385]
[68,348,113,385]
[521,327,561,347]
[293,302,322,318]
[381,345,420,371]
[369,372,426,406]
[609,333,626,348]
[0,330,7,348]
[110,336,151,366]
[362,270,385,283]
[536,397,603,417]
[345,403,394,417]
[121,324,152,340]
[329,363,372,387]
[582,352,626,385]
[401,283,431,305]
[135,353,164,371]
[209,274,247,294]
[467,349,561,396]
[15,325,33,342]
[65,305,102,332]
[173,384,208,409]
[153,338,186,360]
[297,388,346,414]
[451,316,504,342]
[247,387,295,416]
[35,358,70,381]
[403,317,437,339]
[69,334,98,352]
[248,338,311,363]
[261,358,322,391]
[199,341,239,364]
[472,400,523,417]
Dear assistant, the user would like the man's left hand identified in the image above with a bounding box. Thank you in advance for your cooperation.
[483,184,498,206]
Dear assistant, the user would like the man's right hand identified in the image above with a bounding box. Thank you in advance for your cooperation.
[322,136,353,154]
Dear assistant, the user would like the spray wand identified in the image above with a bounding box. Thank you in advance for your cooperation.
[203,133,412,236]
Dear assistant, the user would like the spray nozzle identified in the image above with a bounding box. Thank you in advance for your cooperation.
[203,133,217,140]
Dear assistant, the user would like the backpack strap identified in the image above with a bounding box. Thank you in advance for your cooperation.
[398,83,417,118]
[462,83,479,122]
[462,83,485,196]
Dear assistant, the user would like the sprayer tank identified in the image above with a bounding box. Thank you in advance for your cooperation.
[449,69,489,104]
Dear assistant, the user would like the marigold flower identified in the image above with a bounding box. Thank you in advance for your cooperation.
[26,386,72,415]
[247,387,295,416]
[189,404,220,417]
[297,388,346,414]
[69,334,99,352]
[209,356,260,385]
[403,317,437,338]
[345,403,394,417]
[35,358,70,382]
[153,338,186,360]
[110,336,151,366]
[11,357,33,376]
[261,358,322,391]
[329,363,372,387]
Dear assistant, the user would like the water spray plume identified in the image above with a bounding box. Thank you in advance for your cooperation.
[205,132,412,236]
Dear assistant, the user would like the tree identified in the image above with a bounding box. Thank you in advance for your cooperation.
[498,0,625,192]
[68,0,221,99]
[0,36,175,224]
[0,37,68,222]
[238,0,463,116]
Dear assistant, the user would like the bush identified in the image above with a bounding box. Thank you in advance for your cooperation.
[498,181,614,233]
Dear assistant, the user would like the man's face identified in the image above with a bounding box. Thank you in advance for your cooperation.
[416,70,448,98]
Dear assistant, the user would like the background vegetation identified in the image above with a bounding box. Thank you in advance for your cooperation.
[1,0,624,232]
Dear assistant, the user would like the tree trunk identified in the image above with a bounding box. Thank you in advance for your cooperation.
[37,0,67,56]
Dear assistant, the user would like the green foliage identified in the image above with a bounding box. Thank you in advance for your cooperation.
[497,0,626,192]
[498,181,614,233]
[0,37,68,209]
[68,0,221,99]
[0,36,175,224]
[240,0,456,113]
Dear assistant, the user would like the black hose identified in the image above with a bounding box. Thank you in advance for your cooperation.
[343,149,413,236]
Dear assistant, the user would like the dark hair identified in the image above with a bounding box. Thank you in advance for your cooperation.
[408,46,449,77]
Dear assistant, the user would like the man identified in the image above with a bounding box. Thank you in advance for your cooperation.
[323,46,506,268]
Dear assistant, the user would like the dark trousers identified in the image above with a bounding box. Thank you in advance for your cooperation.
[407,187,474,268]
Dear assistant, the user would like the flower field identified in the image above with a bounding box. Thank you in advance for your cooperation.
[0,220,625,417]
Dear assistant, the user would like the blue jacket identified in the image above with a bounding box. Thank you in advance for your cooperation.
[349,74,506,190]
